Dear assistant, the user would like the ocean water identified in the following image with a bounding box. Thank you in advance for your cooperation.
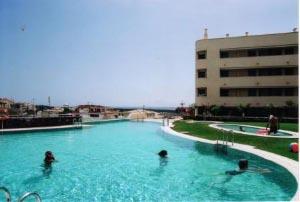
[0,121,297,201]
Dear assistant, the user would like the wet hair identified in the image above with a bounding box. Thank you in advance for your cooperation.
[45,151,52,156]
[158,150,168,158]
[238,159,248,170]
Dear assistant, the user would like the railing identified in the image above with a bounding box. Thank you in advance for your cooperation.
[215,129,235,155]
[0,187,42,202]
[73,118,82,127]
[0,186,11,202]
[18,192,42,202]
[162,118,169,127]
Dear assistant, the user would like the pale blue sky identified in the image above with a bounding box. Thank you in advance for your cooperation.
[0,0,298,107]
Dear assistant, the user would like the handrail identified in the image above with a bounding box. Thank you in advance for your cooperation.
[18,192,42,202]
[0,187,11,202]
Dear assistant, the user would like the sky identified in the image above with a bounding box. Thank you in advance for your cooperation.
[0,0,298,107]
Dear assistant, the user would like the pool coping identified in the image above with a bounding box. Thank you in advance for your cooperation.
[209,123,298,138]
[0,124,92,133]
[82,118,129,124]
[157,120,299,201]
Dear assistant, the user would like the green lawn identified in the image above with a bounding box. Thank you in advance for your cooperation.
[172,120,299,161]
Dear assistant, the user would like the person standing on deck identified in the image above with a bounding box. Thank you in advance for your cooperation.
[266,115,279,135]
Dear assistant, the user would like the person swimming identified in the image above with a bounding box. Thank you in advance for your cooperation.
[225,159,271,176]
[225,159,248,176]
[158,150,168,166]
[239,126,245,132]
[158,150,168,158]
[44,151,56,167]
[42,151,57,176]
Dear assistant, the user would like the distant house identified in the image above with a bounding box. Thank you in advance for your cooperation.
[123,109,162,119]
[75,105,106,114]
[37,107,64,118]
[75,104,120,122]
[11,102,36,116]
[0,98,14,109]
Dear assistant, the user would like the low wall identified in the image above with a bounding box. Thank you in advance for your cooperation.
[0,116,82,129]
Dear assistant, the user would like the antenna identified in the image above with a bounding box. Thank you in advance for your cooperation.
[48,96,51,106]
[204,28,208,39]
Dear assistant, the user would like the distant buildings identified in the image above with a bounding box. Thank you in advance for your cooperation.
[75,104,120,122]
[123,109,162,119]
[0,98,14,109]
[195,30,298,116]
[11,102,36,116]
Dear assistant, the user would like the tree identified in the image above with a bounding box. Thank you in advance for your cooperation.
[210,105,221,116]
[285,100,295,108]
[266,103,275,115]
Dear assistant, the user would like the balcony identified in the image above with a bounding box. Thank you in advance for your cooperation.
[196,96,298,107]
[219,55,298,68]
[220,75,298,88]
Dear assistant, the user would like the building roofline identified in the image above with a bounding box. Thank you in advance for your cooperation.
[196,31,298,43]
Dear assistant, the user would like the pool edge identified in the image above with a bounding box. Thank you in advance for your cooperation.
[157,120,299,202]
[209,123,298,138]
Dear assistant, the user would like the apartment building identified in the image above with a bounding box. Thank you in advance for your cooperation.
[195,30,298,115]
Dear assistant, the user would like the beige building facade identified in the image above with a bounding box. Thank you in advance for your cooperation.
[195,31,298,114]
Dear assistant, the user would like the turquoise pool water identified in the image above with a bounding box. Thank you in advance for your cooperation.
[0,121,297,201]
[216,124,293,136]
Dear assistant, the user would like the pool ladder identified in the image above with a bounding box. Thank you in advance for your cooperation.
[73,118,82,127]
[0,187,42,202]
[162,118,169,127]
[215,129,234,155]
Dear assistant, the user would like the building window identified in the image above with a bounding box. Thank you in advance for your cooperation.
[272,68,282,75]
[258,88,271,96]
[219,46,298,58]
[220,89,229,96]
[219,87,297,97]
[220,66,298,77]
[248,69,257,76]
[284,67,298,75]
[270,88,283,96]
[197,69,207,78]
[247,49,257,57]
[284,47,298,55]
[284,88,297,96]
[220,70,229,77]
[197,50,206,59]
[197,88,207,96]
[220,51,229,58]
[258,48,282,56]
[248,88,257,96]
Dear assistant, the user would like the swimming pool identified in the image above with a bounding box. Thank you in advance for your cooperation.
[0,121,297,201]
[210,124,298,138]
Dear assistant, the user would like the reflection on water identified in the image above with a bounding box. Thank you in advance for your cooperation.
[159,157,168,167]
[150,157,169,177]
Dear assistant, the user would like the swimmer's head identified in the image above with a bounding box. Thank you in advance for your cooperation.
[158,150,168,158]
[238,159,248,170]
[45,151,53,157]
